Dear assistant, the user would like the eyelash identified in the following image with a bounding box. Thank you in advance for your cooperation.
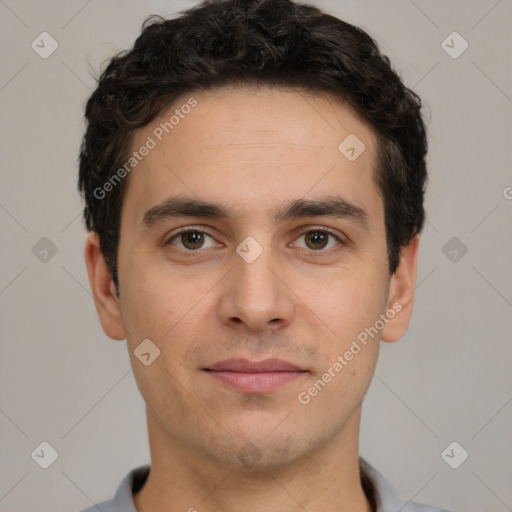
[165,226,345,254]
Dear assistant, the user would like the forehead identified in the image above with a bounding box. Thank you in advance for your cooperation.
[122,86,382,226]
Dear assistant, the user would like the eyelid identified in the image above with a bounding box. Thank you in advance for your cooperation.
[165,226,217,246]
[288,226,349,254]
[164,225,347,251]
[294,226,348,243]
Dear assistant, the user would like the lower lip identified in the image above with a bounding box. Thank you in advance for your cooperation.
[206,371,305,393]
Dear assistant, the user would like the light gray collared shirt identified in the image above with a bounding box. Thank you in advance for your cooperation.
[78,458,451,512]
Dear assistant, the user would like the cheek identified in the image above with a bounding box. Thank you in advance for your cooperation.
[119,260,217,360]
[118,268,177,356]
[294,267,388,347]
[297,275,384,410]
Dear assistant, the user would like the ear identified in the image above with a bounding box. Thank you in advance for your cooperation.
[381,234,420,343]
[84,232,126,340]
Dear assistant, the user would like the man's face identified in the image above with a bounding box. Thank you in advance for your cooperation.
[110,86,402,468]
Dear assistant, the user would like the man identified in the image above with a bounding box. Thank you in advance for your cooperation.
[78,0,450,510]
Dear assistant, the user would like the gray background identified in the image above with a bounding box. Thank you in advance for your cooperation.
[1,1,511,511]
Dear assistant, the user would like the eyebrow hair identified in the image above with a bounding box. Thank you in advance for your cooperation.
[141,196,234,228]
[141,195,370,231]
[274,196,369,230]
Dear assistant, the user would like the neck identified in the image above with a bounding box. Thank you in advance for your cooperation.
[134,406,373,512]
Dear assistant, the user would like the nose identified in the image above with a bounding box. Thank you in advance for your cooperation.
[216,246,295,333]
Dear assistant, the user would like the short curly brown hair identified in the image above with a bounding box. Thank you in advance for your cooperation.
[78,0,428,289]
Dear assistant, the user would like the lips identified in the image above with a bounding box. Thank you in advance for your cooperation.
[206,358,303,373]
[204,358,307,393]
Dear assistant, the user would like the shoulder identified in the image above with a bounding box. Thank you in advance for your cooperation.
[360,458,452,512]
[77,498,115,512]
[74,465,150,512]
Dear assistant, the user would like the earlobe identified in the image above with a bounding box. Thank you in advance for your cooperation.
[380,234,420,343]
[84,233,126,341]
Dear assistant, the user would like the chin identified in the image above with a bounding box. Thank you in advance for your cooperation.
[201,426,319,471]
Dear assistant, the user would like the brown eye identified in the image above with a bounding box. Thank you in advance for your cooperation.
[168,230,216,251]
[181,231,205,250]
[292,229,342,251]
[304,231,329,250]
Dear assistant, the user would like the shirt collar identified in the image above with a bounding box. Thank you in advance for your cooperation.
[102,457,441,512]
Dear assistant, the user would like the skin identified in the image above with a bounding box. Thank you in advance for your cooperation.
[85,85,419,512]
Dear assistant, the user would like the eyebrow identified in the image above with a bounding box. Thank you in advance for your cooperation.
[141,196,234,228]
[141,195,370,231]
[274,196,369,230]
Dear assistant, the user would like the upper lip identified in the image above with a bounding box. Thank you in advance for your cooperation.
[205,358,305,373]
